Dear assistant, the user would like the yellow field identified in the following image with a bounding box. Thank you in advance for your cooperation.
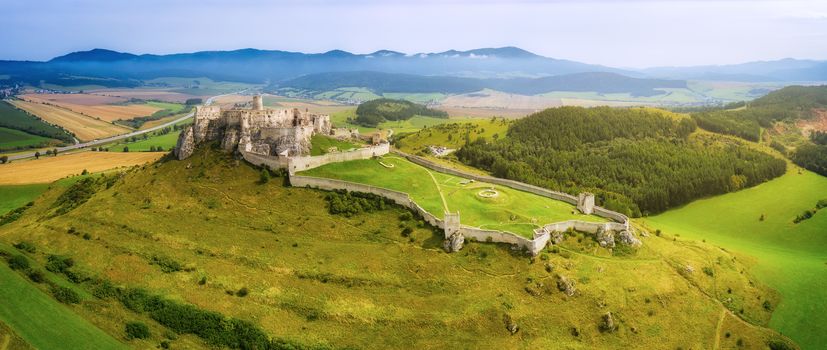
[21,94,162,122]
[10,100,131,141]
[0,152,164,184]
[89,89,201,103]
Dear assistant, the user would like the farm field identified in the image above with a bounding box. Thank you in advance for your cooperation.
[645,167,827,349]
[0,100,73,144]
[0,151,164,184]
[0,146,793,349]
[103,131,180,152]
[9,100,131,141]
[301,155,606,238]
[0,263,126,350]
[19,94,183,122]
[89,89,202,103]
[0,127,54,151]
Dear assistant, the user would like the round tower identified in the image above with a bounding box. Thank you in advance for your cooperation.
[252,95,264,111]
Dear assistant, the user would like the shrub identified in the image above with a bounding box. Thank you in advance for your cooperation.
[198,276,207,285]
[46,255,74,274]
[13,241,36,253]
[259,168,270,184]
[401,226,413,237]
[7,254,29,270]
[767,339,795,350]
[236,287,249,297]
[702,267,715,277]
[93,280,118,299]
[125,321,150,340]
[325,190,392,217]
[150,255,182,273]
[27,269,45,283]
[763,300,772,311]
[82,233,91,240]
[53,177,99,215]
[52,286,81,304]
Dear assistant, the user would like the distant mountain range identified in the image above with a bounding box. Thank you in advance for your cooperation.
[0,47,824,95]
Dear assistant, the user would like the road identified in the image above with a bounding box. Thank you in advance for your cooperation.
[6,92,237,161]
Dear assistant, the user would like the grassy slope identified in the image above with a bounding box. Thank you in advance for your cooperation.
[0,184,50,215]
[0,263,125,350]
[310,134,361,156]
[645,167,827,349]
[302,156,608,238]
[0,147,792,349]
[330,108,480,134]
[394,118,511,154]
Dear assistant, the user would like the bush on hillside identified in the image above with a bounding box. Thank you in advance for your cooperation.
[7,254,30,270]
[52,285,81,304]
[125,321,151,340]
[325,190,392,217]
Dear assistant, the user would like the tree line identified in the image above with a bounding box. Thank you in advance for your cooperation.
[456,107,786,216]
[354,98,447,127]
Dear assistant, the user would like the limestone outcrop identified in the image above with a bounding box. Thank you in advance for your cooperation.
[557,275,576,296]
[175,96,332,161]
[443,232,465,253]
[596,227,616,248]
[618,230,641,247]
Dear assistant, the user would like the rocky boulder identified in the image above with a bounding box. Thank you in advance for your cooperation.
[596,227,615,248]
[618,230,641,247]
[443,232,464,253]
[556,275,576,296]
[599,312,616,333]
[551,231,565,245]
[174,126,195,160]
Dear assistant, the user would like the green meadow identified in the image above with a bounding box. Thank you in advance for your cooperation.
[310,134,362,156]
[301,155,605,238]
[0,184,51,215]
[645,167,827,349]
[0,260,125,350]
[0,127,54,151]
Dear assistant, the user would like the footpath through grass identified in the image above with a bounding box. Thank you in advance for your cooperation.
[0,263,126,350]
[301,156,605,238]
[645,167,827,349]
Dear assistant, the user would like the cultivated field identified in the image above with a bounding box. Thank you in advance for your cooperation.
[89,89,202,103]
[645,166,827,349]
[21,94,165,122]
[0,127,54,151]
[9,100,131,141]
[0,147,791,349]
[301,156,606,238]
[0,152,164,184]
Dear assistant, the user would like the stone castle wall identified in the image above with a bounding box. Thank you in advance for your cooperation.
[396,151,631,229]
[286,143,390,174]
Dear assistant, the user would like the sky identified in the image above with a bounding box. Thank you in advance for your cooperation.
[2,0,826,68]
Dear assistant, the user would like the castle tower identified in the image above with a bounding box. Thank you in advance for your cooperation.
[577,193,595,215]
[252,95,264,111]
[443,212,464,252]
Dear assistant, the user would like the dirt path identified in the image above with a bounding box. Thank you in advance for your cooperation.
[713,309,726,350]
[424,167,450,213]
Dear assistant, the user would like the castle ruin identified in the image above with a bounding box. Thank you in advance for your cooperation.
[175,95,333,160]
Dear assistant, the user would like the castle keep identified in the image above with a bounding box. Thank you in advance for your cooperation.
[175,95,333,160]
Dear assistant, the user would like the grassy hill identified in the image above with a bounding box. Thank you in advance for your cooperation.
[645,166,827,349]
[0,147,795,349]
[354,98,447,127]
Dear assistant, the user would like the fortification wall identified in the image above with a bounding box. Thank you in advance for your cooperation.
[288,143,390,174]
[396,151,630,226]
[240,150,288,169]
[289,174,551,255]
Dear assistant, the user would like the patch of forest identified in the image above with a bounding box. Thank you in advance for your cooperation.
[456,107,786,216]
[689,86,827,176]
[354,98,447,127]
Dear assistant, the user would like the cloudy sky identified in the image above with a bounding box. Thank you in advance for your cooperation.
[2,0,825,67]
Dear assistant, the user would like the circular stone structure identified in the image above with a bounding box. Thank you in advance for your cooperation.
[478,188,499,198]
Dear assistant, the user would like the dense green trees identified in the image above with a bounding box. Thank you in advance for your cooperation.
[792,144,827,176]
[457,107,786,216]
[325,190,391,217]
[355,98,447,127]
